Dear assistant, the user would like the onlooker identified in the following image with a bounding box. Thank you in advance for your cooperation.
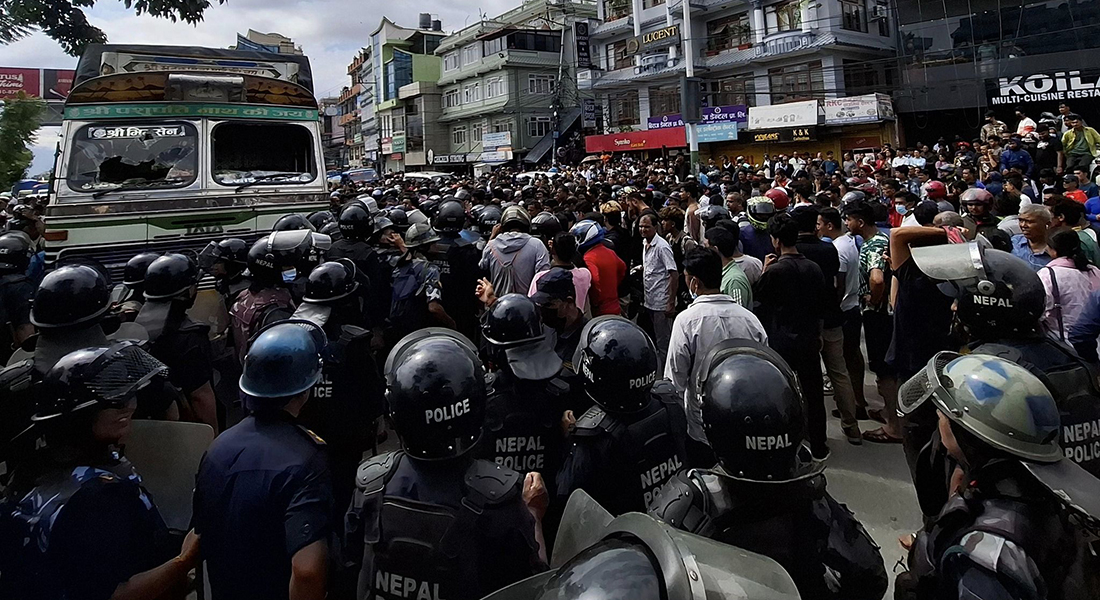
[1073,166,1100,198]
[574,220,626,317]
[638,212,678,373]
[1039,228,1100,341]
[1010,204,1054,271]
[1050,200,1100,265]
[528,232,592,314]
[703,226,752,309]
[1015,107,1037,137]
[1061,113,1100,173]
[666,247,767,448]
[818,207,869,420]
[1068,289,1100,362]
[1033,123,1065,175]
[755,212,830,458]
[480,206,550,296]
[981,110,1008,143]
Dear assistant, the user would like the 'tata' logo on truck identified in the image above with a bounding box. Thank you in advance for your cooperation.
[186,224,224,235]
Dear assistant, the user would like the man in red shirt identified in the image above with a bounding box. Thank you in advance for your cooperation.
[571,220,626,316]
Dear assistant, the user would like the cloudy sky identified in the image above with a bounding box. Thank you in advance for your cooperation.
[9,0,515,174]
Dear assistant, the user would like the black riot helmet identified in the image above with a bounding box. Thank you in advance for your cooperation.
[385,207,410,233]
[202,238,248,272]
[384,328,486,460]
[303,259,359,303]
[34,342,168,422]
[272,213,317,232]
[572,316,659,412]
[121,252,159,287]
[338,201,374,241]
[0,232,34,275]
[434,200,467,233]
[319,221,342,242]
[482,293,545,347]
[143,253,200,300]
[239,320,326,407]
[246,230,316,285]
[307,210,336,230]
[32,264,111,329]
[911,242,1045,339]
[532,211,563,239]
[696,340,808,481]
[478,205,503,233]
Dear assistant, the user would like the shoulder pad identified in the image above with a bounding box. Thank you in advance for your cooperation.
[648,472,710,534]
[651,379,679,401]
[545,377,570,397]
[464,459,521,507]
[296,425,326,446]
[0,359,36,391]
[574,405,612,435]
[356,451,400,493]
[971,342,1024,364]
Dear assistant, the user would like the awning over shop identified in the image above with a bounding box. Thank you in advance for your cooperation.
[525,108,582,164]
[584,126,687,153]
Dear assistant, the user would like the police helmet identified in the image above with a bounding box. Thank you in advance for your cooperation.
[354,196,382,216]
[338,201,374,241]
[478,205,503,232]
[406,208,429,227]
[307,210,336,230]
[419,199,440,218]
[0,232,34,275]
[369,216,396,243]
[695,340,808,481]
[746,198,776,229]
[482,293,545,348]
[501,205,532,232]
[404,222,440,248]
[384,329,486,460]
[247,231,315,284]
[434,200,467,233]
[572,316,658,413]
[200,238,248,272]
[455,188,471,202]
[303,259,359,304]
[121,252,160,287]
[239,320,326,404]
[899,352,1060,463]
[319,221,342,243]
[532,211,563,239]
[32,265,111,328]
[911,243,1044,338]
[143,253,199,301]
[34,342,168,422]
[272,213,317,232]
[570,220,605,252]
[386,207,410,233]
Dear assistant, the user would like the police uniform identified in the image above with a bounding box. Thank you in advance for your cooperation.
[555,380,691,515]
[193,412,334,600]
[423,232,483,342]
[147,315,213,403]
[346,452,545,600]
[651,463,888,600]
[0,272,33,336]
[329,238,393,327]
[387,254,443,344]
[215,274,251,308]
[478,370,568,480]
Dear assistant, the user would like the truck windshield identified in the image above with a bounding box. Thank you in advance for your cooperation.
[66,122,198,193]
[212,122,316,186]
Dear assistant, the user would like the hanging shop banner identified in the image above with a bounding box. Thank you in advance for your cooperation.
[391,134,406,154]
[482,131,512,148]
[824,93,894,125]
[749,127,816,143]
[582,98,597,128]
[585,127,687,153]
[696,121,738,143]
[747,100,818,130]
[647,105,748,130]
[0,68,41,100]
[575,22,592,69]
[987,69,1100,107]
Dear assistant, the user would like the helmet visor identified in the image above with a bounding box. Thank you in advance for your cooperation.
[910,242,985,284]
[897,351,960,416]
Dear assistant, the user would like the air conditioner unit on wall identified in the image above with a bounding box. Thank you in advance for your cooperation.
[872,5,888,19]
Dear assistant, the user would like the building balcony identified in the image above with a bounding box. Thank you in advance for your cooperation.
[438,96,510,123]
[592,15,633,37]
[338,84,362,104]
[438,49,561,85]
[588,54,684,89]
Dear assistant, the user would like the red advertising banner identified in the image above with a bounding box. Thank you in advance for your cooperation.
[585,127,687,153]
[43,69,75,100]
[0,68,41,100]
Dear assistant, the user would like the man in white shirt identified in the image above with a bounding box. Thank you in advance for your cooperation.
[639,213,678,374]
[666,247,767,444]
[1015,107,1037,137]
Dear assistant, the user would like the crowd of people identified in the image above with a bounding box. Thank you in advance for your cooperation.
[1,116,1100,600]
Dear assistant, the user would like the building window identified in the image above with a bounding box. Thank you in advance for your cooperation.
[492,119,513,134]
[842,59,881,94]
[775,2,802,32]
[452,126,467,147]
[527,116,553,138]
[529,74,556,95]
[484,36,505,56]
[706,13,751,54]
[507,31,562,52]
[608,40,633,70]
[486,77,505,99]
[443,89,461,108]
[874,1,890,36]
[642,0,665,7]
[381,114,392,138]
[609,90,639,126]
[604,0,631,21]
[707,74,757,107]
[649,85,680,117]
[841,0,868,33]
[463,83,481,103]
[463,44,481,66]
[472,121,485,145]
[768,61,824,104]
[444,51,460,71]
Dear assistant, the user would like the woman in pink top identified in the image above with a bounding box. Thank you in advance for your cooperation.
[529,232,592,313]
[1038,228,1100,341]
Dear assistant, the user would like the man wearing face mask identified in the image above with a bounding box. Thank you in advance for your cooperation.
[893,191,920,227]
[230,232,307,362]
[530,267,589,369]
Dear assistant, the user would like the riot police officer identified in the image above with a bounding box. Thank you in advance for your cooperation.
[649,340,888,600]
[556,316,693,516]
[330,200,393,339]
[110,251,159,322]
[346,330,547,600]
[895,352,1100,600]
[385,222,455,344]
[198,237,251,308]
[427,200,484,342]
[911,242,1100,500]
[0,343,199,600]
[477,204,503,243]
[193,321,333,600]
[136,253,218,431]
[229,232,307,362]
[272,212,317,232]
[0,232,36,347]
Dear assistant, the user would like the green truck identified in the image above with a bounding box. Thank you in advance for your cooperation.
[46,44,329,281]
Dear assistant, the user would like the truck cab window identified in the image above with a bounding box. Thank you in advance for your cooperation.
[66,122,198,194]
[212,123,316,186]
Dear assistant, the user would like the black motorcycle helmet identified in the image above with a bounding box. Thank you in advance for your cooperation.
[239,320,326,407]
[143,253,199,301]
[696,204,731,232]
[481,293,545,347]
[0,232,33,275]
[911,243,1045,339]
[32,264,111,329]
[572,316,658,412]
[478,205,503,233]
[697,340,806,481]
[338,201,374,241]
[303,259,359,304]
[34,342,168,422]
[121,252,159,287]
[307,210,336,231]
[434,200,467,233]
[384,329,486,460]
[272,213,317,232]
[532,211,563,239]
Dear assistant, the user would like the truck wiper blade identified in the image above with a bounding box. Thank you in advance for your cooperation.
[91,178,186,199]
[234,172,304,192]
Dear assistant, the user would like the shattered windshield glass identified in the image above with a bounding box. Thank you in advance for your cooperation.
[66,122,198,194]
[212,122,316,186]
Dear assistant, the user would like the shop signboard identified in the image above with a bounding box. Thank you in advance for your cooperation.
[432,153,468,164]
[482,131,512,148]
[647,105,747,130]
[749,127,816,143]
[582,98,597,128]
[575,22,592,69]
[381,137,393,154]
[696,121,738,143]
[986,69,1100,108]
[391,134,406,154]
[584,127,687,153]
[0,68,41,100]
[747,100,818,130]
[824,93,895,125]
[625,25,681,56]
[479,150,511,162]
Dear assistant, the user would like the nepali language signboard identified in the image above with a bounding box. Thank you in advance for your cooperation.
[747,100,818,130]
[647,105,748,130]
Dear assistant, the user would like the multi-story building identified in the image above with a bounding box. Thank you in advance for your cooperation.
[893,0,1100,145]
[582,0,897,162]
[233,30,304,55]
[342,49,371,168]
[434,0,598,169]
[318,96,345,170]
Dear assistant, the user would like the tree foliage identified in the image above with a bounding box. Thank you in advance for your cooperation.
[0,93,45,193]
[0,0,227,56]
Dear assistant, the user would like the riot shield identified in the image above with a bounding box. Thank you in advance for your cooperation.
[551,488,614,567]
[122,420,214,532]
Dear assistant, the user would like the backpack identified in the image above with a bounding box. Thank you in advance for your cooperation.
[487,242,525,296]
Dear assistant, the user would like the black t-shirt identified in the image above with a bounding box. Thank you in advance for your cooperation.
[795,234,843,329]
[1033,136,1064,171]
[886,259,955,377]
[754,254,826,357]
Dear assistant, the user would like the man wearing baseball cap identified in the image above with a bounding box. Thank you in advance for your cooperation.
[530,267,588,366]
